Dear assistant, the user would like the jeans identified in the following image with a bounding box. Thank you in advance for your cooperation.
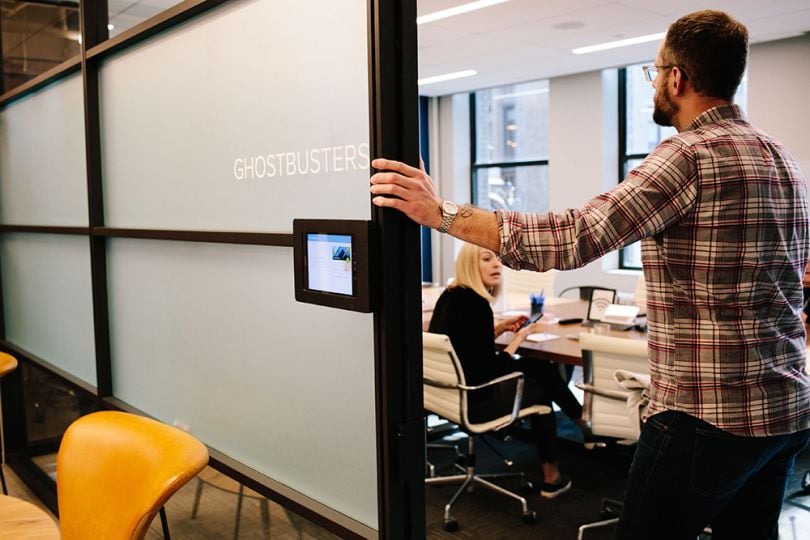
[614,410,810,540]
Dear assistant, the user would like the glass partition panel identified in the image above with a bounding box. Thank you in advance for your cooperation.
[99,0,370,232]
[0,73,88,226]
[107,239,377,528]
[108,0,185,38]
[0,233,96,385]
[0,0,81,93]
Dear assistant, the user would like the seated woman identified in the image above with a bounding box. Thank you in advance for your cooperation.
[429,242,583,498]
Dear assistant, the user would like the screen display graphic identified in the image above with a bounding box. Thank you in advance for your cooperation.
[306,233,353,296]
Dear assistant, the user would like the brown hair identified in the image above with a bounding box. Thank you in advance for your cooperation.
[663,10,748,101]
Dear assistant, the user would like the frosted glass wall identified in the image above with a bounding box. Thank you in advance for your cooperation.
[0,234,96,386]
[98,0,377,528]
[0,74,88,226]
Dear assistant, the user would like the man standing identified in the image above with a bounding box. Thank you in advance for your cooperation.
[371,10,810,539]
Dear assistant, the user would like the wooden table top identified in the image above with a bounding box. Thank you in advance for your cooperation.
[495,300,647,366]
[0,495,59,540]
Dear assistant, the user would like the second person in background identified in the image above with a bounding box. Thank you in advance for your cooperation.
[429,242,583,498]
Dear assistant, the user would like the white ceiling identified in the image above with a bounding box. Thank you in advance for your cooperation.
[417,0,810,96]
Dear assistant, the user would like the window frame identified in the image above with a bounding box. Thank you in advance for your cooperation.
[469,92,549,211]
[617,67,647,271]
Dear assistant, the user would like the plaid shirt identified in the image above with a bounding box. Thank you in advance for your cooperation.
[497,105,810,437]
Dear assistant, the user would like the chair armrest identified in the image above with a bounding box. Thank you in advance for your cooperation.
[464,372,525,431]
[575,382,630,401]
[424,377,459,390]
[457,371,523,392]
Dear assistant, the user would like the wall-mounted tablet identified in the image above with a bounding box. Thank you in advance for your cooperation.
[293,219,372,312]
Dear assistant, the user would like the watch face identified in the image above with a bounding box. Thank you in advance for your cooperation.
[442,200,458,214]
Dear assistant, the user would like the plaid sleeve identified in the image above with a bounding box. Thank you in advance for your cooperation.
[497,137,699,271]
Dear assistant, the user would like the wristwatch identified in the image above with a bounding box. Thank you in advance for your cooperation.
[438,200,459,234]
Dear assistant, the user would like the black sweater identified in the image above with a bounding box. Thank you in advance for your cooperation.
[428,286,515,388]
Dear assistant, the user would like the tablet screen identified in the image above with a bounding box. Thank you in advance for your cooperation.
[306,233,353,296]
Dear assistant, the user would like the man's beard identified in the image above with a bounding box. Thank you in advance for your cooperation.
[652,82,679,127]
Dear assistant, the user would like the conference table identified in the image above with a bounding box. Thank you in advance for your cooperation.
[494,298,647,366]
[422,284,647,367]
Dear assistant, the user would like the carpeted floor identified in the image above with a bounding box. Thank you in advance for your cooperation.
[424,415,810,539]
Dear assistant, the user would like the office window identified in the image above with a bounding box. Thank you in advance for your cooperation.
[618,63,747,269]
[472,80,549,213]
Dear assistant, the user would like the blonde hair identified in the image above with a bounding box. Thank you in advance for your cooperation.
[449,243,502,303]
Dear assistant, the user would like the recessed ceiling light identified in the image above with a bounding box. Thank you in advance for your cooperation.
[572,32,665,55]
[418,70,477,86]
[417,0,510,25]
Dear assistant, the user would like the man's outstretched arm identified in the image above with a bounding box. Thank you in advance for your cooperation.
[369,158,501,252]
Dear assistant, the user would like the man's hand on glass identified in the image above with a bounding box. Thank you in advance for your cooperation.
[370,158,443,229]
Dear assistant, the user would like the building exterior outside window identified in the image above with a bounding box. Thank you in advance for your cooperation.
[472,80,549,214]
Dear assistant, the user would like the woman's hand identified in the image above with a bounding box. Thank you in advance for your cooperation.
[503,321,541,355]
[494,315,527,337]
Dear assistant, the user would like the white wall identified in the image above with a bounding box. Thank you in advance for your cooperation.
[748,35,810,179]
[428,35,810,296]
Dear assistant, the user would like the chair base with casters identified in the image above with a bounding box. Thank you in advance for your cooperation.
[426,433,538,532]
[576,497,623,539]
[423,332,552,532]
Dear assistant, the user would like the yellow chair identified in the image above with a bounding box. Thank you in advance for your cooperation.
[0,352,19,495]
[57,410,209,539]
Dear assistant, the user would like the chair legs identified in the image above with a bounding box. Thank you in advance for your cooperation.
[425,435,537,531]
[577,497,623,539]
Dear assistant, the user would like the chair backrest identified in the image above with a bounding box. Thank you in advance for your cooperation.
[501,266,556,309]
[578,333,649,441]
[57,411,209,540]
[634,274,647,313]
[423,332,469,428]
[0,352,17,379]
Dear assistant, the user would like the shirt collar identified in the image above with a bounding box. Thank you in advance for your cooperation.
[684,104,745,132]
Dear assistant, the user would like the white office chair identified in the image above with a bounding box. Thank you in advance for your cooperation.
[501,267,556,310]
[633,274,647,314]
[575,332,649,539]
[423,332,552,532]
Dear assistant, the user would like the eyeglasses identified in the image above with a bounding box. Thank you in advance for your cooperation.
[642,64,674,82]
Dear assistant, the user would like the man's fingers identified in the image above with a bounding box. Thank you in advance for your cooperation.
[370,182,411,200]
[371,194,403,210]
[372,158,423,178]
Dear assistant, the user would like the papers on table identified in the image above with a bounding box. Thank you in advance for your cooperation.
[525,332,560,343]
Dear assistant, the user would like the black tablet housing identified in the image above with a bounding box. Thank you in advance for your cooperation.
[293,219,372,312]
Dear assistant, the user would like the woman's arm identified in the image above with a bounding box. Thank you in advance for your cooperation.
[502,322,542,356]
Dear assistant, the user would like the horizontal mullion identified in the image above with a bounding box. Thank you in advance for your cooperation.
[85,0,230,62]
[473,159,549,169]
[0,225,90,235]
[94,227,293,247]
[0,340,97,397]
[623,153,650,160]
[0,56,82,107]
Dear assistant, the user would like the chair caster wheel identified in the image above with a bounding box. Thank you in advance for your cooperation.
[522,511,538,525]
[444,518,459,532]
[520,480,534,494]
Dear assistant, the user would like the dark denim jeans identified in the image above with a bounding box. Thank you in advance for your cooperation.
[614,410,810,540]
